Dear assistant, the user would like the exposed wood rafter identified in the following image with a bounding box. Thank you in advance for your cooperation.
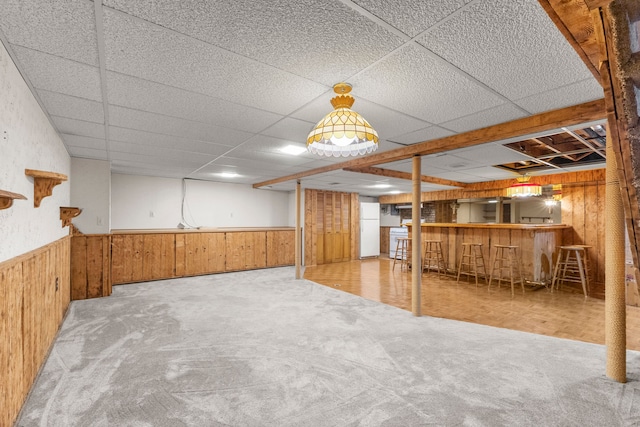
[343,166,468,188]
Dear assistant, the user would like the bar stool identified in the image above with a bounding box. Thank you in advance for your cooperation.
[488,245,525,296]
[392,237,411,272]
[423,240,447,276]
[456,243,487,286]
[551,245,591,297]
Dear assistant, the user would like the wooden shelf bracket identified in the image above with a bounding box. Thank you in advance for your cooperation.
[60,207,82,227]
[0,189,27,210]
[25,169,68,207]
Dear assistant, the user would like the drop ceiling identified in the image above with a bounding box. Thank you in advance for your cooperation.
[0,0,605,197]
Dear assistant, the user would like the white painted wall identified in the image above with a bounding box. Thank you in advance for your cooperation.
[70,158,111,234]
[0,41,70,263]
[457,203,471,223]
[111,174,291,229]
[517,198,562,223]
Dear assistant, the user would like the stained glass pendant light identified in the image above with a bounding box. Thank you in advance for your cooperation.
[506,174,542,198]
[307,83,379,157]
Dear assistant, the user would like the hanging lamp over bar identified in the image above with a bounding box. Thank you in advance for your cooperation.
[307,83,379,157]
[506,174,542,198]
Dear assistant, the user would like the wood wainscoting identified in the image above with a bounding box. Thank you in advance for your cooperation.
[71,234,112,300]
[110,229,295,285]
[0,236,71,427]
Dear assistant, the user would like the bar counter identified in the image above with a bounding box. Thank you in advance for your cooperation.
[406,223,571,284]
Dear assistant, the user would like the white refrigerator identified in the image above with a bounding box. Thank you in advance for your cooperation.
[360,202,380,258]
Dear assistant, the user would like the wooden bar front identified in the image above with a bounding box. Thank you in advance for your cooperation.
[407,223,570,285]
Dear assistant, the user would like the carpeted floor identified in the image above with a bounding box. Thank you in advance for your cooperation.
[16,267,640,426]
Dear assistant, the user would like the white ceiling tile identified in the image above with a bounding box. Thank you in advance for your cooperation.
[52,116,105,139]
[235,135,309,156]
[353,0,475,37]
[202,157,289,174]
[514,78,605,114]
[421,153,479,170]
[448,143,532,166]
[68,147,108,160]
[350,44,505,123]
[1,0,98,65]
[426,170,486,183]
[102,9,328,115]
[261,117,316,143]
[456,166,518,180]
[349,99,434,141]
[109,140,218,162]
[390,126,456,145]
[108,150,211,171]
[106,72,282,133]
[11,45,102,101]
[440,104,528,133]
[108,106,253,146]
[62,134,107,150]
[108,127,233,156]
[110,161,195,178]
[417,0,595,100]
[38,90,105,124]
[218,149,312,168]
[103,0,405,85]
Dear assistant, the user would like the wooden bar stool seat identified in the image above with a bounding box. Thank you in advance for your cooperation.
[423,240,447,276]
[456,243,486,286]
[488,245,525,296]
[392,237,411,272]
[551,245,591,297]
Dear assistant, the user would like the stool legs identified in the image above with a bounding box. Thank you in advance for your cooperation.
[456,244,486,287]
[488,246,524,296]
[392,238,410,272]
[551,246,590,297]
[423,241,446,276]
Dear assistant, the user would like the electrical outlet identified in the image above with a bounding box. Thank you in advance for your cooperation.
[97,216,103,226]
[150,211,155,218]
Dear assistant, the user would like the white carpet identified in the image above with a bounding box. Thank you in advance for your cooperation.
[16,267,640,426]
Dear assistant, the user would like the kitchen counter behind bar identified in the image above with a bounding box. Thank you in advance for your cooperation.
[407,223,570,285]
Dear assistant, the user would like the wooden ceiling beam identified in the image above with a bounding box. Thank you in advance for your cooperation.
[538,0,601,82]
[584,0,614,10]
[253,99,605,188]
[343,166,468,188]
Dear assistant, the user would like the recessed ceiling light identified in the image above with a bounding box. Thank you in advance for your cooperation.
[218,172,240,178]
[388,190,402,194]
[371,184,391,188]
[280,145,307,155]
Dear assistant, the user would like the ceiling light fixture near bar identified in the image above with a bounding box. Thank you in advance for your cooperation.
[218,172,240,178]
[506,174,542,198]
[307,83,379,157]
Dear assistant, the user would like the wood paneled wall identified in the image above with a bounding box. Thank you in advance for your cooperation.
[71,235,112,300]
[112,230,295,285]
[379,169,607,204]
[304,190,358,266]
[561,182,606,285]
[0,237,71,427]
[380,226,391,256]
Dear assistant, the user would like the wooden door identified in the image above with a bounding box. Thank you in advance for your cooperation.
[305,189,357,266]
